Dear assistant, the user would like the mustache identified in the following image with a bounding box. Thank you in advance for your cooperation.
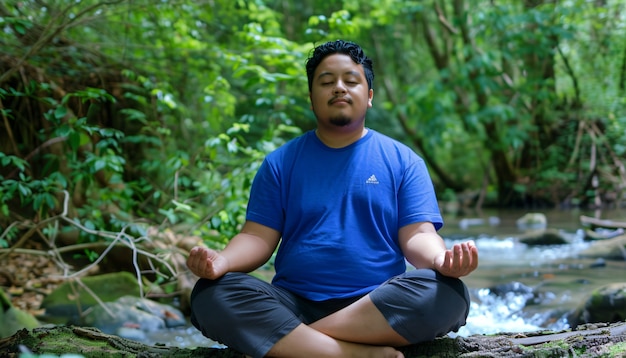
[329,96,352,105]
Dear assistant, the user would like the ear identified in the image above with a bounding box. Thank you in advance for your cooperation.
[367,89,374,108]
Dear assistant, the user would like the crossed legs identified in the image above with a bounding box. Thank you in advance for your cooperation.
[190,270,469,358]
[268,294,407,358]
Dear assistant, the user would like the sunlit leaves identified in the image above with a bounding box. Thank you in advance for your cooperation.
[203,75,236,119]
[2,0,624,243]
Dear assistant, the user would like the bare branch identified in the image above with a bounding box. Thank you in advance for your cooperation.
[0,190,182,314]
[435,2,459,35]
[557,46,582,107]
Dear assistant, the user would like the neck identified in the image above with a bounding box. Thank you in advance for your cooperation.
[315,127,368,148]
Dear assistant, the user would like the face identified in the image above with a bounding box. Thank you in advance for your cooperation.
[309,54,373,129]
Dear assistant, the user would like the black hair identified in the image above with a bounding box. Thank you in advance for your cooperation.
[305,40,374,92]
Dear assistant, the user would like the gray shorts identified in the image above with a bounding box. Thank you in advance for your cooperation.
[190,269,469,358]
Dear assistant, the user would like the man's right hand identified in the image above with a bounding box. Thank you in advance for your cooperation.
[186,246,230,280]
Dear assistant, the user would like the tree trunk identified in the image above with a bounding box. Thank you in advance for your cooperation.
[1,323,626,358]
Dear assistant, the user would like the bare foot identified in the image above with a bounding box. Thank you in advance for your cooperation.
[267,324,404,358]
[269,342,403,358]
[354,345,404,358]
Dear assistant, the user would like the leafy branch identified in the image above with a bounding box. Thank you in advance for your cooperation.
[0,0,126,85]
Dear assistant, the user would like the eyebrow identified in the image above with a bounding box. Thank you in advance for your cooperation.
[316,70,362,81]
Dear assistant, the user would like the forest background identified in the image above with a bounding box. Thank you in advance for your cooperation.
[1,0,625,297]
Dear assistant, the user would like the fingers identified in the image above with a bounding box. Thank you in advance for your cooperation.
[467,240,479,271]
[457,242,470,269]
[441,240,478,278]
[186,246,217,279]
[455,241,478,274]
[186,246,206,269]
[186,247,202,275]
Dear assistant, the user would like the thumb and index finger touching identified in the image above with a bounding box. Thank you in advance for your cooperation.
[186,246,227,280]
[440,240,479,278]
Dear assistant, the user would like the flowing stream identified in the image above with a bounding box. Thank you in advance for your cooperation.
[443,208,626,337]
[142,208,626,348]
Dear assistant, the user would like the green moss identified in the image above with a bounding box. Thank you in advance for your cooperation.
[608,342,626,357]
[42,272,140,307]
[521,335,626,358]
[16,327,135,357]
[0,289,40,338]
[12,326,237,357]
[39,272,141,323]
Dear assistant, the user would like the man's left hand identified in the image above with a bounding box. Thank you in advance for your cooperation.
[434,241,478,278]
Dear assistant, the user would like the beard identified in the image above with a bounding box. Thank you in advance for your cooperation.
[329,115,351,127]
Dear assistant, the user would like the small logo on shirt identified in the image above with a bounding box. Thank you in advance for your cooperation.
[366,175,379,184]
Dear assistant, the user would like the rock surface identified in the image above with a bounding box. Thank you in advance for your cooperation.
[517,228,568,245]
[0,290,39,339]
[579,234,626,260]
[82,295,187,340]
[40,271,142,324]
[569,283,626,328]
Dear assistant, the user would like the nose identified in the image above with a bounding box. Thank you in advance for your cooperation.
[333,80,347,94]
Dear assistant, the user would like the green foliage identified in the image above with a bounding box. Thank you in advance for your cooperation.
[1,0,626,263]
[302,0,626,206]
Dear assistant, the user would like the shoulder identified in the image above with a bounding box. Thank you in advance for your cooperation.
[369,130,413,149]
[265,130,315,162]
[368,130,422,162]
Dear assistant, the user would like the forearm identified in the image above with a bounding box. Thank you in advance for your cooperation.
[220,229,278,273]
[402,232,447,269]
[399,222,479,278]
[398,222,447,269]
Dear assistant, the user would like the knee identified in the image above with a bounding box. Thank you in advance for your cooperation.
[190,272,249,308]
[189,273,250,326]
[413,276,470,340]
[372,269,471,343]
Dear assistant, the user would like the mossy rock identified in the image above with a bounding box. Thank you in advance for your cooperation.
[40,272,141,324]
[3,323,626,358]
[585,283,626,322]
[0,289,40,339]
[518,228,568,246]
[516,213,548,230]
[579,235,626,260]
[569,283,626,327]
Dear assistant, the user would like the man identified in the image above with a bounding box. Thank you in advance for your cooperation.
[187,39,478,358]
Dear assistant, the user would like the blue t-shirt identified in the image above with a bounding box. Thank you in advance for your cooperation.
[246,129,443,301]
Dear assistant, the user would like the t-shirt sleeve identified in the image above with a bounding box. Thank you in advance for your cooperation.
[397,156,444,230]
[245,158,284,232]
